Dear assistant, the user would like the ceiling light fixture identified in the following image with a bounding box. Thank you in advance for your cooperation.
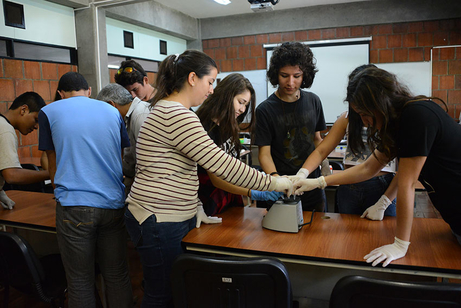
[214,0,231,5]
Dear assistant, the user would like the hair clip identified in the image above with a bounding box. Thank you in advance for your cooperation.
[173,54,180,63]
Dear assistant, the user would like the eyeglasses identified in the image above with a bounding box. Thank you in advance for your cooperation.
[117,67,137,75]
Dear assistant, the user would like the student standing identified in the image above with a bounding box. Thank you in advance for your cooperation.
[38,72,133,307]
[292,67,461,267]
[195,73,282,215]
[254,41,327,211]
[124,50,292,307]
[0,92,49,209]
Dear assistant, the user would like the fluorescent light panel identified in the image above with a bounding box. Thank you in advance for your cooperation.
[214,0,231,5]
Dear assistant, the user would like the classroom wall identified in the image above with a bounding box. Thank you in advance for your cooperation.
[202,18,461,121]
[0,59,77,159]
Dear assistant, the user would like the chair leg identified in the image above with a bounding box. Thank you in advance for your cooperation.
[3,284,9,308]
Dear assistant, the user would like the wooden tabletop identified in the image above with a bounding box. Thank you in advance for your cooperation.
[183,207,461,276]
[1,190,56,232]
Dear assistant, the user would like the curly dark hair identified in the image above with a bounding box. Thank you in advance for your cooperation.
[267,41,318,89]
[114,59,147,87]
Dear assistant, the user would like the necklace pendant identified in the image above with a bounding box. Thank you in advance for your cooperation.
[287,131,291,139]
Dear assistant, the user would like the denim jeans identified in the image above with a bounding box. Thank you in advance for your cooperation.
[336,173,397,216]
[56,203,133,308]
[124,208,196,308]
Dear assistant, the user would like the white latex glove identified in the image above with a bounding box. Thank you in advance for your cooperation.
[0,190,15,210]
[293,176,326,195]
[287,168,310,183]
[272,176,293,197]
[320,158,332,177]
[361,195,392,221]
[364,237,410,267]
[195,205,222,228]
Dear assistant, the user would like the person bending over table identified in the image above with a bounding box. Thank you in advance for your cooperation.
[0,92,49,210]
[291,64,398,220]
[292,66,461,267]
[196,73,283,216]
[254,41,329,212]
[96,83,150,195]
[124,50,292,308]
[115,59,157,102]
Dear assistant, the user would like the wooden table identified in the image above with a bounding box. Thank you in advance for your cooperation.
[183,207,461,279]
[0,190,56,233]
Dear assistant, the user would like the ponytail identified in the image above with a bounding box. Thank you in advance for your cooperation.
[151,50,217,107]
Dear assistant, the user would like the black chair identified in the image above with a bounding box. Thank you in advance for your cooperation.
[171,253,293,308]
[329,275,461,308]
[3,163,48,193]
[0,232,67,308]
[329,160,344,170]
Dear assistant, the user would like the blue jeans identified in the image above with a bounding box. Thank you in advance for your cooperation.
[124,208,196,308]
[56,203,133,308]
[336,173,397,216]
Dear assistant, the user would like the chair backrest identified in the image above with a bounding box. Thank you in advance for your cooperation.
[329,161,344,170]
[171,254,293,308]
[2,164,46,193]
[329,275,461,308]
[0,232,45,290]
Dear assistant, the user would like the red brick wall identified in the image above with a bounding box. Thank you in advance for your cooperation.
[432,47,461,120]
[203,18,461,121]
[0,59,78,160]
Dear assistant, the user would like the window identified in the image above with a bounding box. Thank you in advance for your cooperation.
[0,37,77,64]
[123,31,134,49]
[3,1,25,29]
[160,40,167,55]
[0,39,7,57]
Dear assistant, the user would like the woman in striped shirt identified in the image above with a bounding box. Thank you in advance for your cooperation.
[124,50,292,308]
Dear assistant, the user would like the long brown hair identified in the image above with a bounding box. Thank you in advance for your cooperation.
[196,73,256,155]
[150,50,217,107]
[346,66,447,160]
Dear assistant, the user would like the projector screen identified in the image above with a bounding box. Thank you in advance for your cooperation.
[266,39,370,124]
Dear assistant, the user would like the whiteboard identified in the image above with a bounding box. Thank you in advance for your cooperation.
[375,62,432,97]
[215,69,268,105]
[192,70,267,121]
[267,42,370,124]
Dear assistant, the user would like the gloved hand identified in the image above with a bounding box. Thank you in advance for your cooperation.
[361,195,392,221]
[293,176,326,195]
[251,190,283,202]
[364,237,410,267]
[195,205,222,228]
[0,190,15,210]
[287,168,310,183]
[272,177,293,197]
[320,158,332,176]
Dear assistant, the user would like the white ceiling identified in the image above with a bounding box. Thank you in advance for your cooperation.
[153,0,376,19]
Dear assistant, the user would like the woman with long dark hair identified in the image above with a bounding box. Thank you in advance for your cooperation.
[196,73,282,215]
[124,51,292,307]
[293,66,461,267]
